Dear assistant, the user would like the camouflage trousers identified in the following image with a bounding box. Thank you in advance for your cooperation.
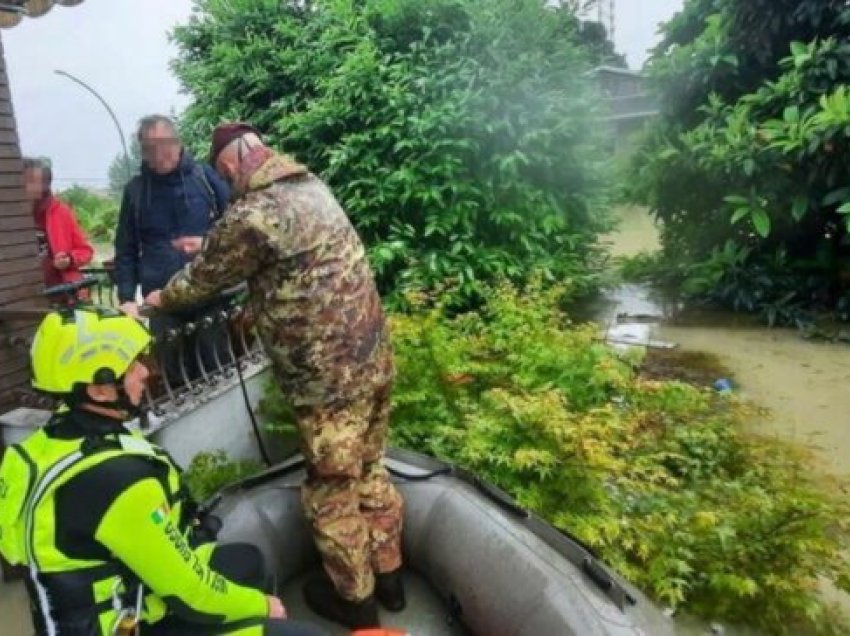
[296,382,404,602]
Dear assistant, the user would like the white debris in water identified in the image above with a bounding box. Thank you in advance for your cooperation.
[606,322,653,352]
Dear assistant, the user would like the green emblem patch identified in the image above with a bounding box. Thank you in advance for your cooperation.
[150,504,169,525]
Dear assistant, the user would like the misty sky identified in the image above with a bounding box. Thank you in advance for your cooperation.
[3,0,683,188]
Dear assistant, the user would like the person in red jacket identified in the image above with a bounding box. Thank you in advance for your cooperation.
[23,157,94,298]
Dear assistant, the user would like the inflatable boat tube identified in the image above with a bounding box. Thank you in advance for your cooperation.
[211,448,675,636]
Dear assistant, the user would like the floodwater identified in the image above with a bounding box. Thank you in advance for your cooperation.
[588,283,850,479]
[0,577,29,634]
[661,320,850,476]
[594,207,850,634]
[599,207,850,479]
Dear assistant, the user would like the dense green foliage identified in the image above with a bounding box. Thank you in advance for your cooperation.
[386,282,850,631]
[58,185,118,244]
[632,0,850,323]
[172,0,612,306]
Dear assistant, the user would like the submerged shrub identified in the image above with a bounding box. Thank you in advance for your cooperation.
[385,281,850,632]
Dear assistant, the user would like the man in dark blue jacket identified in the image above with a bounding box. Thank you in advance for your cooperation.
[114,115,232,386]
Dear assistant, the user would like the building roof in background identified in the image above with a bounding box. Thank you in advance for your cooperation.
[590,65,647,79]
[0,0,84,29]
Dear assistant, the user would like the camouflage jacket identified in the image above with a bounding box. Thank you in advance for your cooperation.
[159,153,393,406]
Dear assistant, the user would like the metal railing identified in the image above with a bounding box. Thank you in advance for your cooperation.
[80,265,120,307]
[0,273,270,426]
[140,303,268,427]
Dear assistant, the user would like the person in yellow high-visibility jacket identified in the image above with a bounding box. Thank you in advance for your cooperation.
[0,306,326,636]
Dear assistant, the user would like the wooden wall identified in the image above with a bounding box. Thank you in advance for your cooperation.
[0,32,45,412]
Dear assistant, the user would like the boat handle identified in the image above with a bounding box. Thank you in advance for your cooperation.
[473,477,530,518]
[582,557,638,609]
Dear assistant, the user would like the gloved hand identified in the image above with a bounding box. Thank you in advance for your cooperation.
[191,512,223,545]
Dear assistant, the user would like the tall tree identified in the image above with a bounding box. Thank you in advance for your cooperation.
[171,0,614,306]
[633,0,850,322]
[578,19,626,67]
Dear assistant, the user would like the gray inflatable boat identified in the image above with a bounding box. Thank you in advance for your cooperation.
[212,448,675,636]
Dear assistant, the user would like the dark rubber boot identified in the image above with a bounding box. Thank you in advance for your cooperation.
[375,568,406,612]
[302,576,380,629]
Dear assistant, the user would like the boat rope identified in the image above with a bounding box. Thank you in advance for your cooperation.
[234,326,272,467]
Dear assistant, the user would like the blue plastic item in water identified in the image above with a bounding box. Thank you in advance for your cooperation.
[713,378,733,393]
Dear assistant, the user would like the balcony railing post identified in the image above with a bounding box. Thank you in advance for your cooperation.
[193,320,214,387]
[157,329,181,406]
[222,309,240,374]
[179,322,202,395]
[80,265,119,309]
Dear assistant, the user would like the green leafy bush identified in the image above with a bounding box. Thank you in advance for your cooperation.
[59,185,119,244]
[257,374,298,438]
[183,450,262,502]
[172,0,612,307]
[382,281,849,632]
[256,277,849,629]
[617,241,844,327]
[632,0,850,323]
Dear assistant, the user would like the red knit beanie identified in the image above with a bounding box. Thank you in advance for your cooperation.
[209,122,261,164]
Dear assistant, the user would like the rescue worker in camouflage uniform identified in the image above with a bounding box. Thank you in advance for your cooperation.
[145,123,405,630]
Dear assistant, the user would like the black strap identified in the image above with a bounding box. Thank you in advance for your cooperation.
[38,562,125,613]
[127,176,144,260]
[192,164,221,222]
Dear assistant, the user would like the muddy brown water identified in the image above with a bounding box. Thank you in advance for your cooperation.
[660,320,850,477]
[600,207,850,479]
[593,208,850,633]
[586,284,850,480]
